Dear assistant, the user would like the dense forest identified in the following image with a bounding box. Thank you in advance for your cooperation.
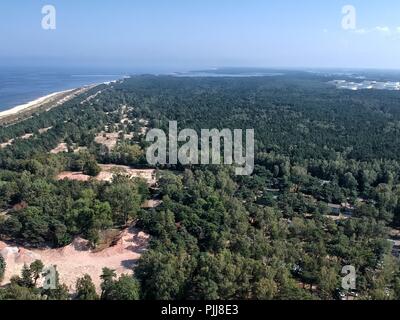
[1,73,400,300]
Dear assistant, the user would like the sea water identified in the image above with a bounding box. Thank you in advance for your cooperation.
[0,66,127,112]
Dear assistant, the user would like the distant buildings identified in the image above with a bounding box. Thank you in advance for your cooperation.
[327,202,355,217]
[342,203,356,217]
[388,239,400,258]
[330,80,400,91]
[328,203,341,215]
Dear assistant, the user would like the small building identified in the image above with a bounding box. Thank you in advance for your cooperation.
[388,239,400,258]
[343,208,354,217]
[342,202,355,217]
[328,203,341,215]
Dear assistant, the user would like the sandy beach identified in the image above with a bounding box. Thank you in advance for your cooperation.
[0,78,122,124]
[0,89,76,119]
[0,84,105,126]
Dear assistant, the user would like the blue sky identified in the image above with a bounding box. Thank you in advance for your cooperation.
[1,0,400,71]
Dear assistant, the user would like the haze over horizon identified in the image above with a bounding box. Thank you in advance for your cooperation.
[1,0,400,71]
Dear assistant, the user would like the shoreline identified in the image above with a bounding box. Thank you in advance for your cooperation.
[0,89,76,119]
[0,77,125,120]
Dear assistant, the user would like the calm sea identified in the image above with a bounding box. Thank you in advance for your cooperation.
[0,67,127,112]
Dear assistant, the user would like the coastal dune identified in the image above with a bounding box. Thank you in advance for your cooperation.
[0,227,149,293]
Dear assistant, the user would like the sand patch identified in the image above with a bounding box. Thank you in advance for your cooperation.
[20,133,34,140]
[73,146,88,153]
[0,139,14,149]
[50,143,69,154]
[0,227,149,293]
[99,165,156,184]
[0,133,34,149]
[56,165,156,186]
[139,127,148,136]
[95,132,134,151]
[57,171,91,182]
[120,117,133,125]
[38,127,53,134]
[141,199,162,209]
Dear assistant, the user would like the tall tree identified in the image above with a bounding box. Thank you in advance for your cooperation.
[0,255,5,282]
[75,274,99,300]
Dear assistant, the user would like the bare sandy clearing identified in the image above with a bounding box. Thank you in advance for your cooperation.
[56,165,157,186]
[95,132,119,150]
[99,165,156,185]
[390,228,400,238]
[0,139,14,149]
[38,126,53,134]
[80,90,102,105]
[73,146,88,153]
[50,143,69,154]
[326,214,350,221]
[0,133,33,149]
[95,132,134,151]
[57,171,91,182]
[0,228,149,293]
[20,133,34,140]
[139,127,148,135]
[138,119,149,126]
[141,199,162,209]
[120,117,133,124]
[0,127,55,149]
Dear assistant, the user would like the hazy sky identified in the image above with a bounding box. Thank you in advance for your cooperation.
[1,0,400,71]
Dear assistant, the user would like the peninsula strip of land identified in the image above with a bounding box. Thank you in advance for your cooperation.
[0,86,96,126]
